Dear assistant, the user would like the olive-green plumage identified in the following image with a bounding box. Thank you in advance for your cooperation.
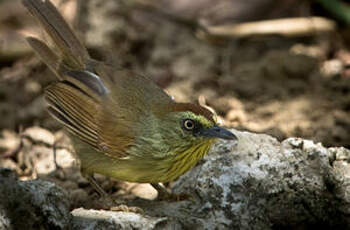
[23,0,237,190]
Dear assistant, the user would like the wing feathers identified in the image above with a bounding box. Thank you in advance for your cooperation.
[45,81,133,158]
[47,106,97,146]
[45,83,99,148]
[66,70,109,97]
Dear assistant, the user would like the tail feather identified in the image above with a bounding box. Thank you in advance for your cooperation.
[22,0,89,69]
[23,0,110,100]
[26,36,62,77]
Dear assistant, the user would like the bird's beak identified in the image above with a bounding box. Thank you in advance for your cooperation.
[200,126,238,141]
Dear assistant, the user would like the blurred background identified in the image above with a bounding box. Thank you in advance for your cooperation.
[0,0,350,205]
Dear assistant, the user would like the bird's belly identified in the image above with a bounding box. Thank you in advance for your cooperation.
[72,136,203,183]
[89,158,173,183]
[77,148,172,183]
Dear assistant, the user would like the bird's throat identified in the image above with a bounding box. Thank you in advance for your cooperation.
[164,139,215,181]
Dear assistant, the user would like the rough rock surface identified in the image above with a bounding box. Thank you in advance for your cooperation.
[0,168,71,230]
[72,208,167,229]
[169,131,350,229]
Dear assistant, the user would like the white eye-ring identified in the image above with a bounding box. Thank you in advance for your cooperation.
[183,119,195,131]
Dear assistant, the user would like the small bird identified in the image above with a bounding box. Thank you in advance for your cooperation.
[22,0,237,199]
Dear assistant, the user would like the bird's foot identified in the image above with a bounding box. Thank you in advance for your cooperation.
[110,205,144,214]
[93,196,143,214]
[151,183,190,202]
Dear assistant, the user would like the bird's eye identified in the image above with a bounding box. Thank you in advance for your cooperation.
[183,119,195,131]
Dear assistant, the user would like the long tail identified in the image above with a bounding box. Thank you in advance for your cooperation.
[22,0,90,71]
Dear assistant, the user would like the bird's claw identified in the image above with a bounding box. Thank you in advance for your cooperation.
[110,205,144,214]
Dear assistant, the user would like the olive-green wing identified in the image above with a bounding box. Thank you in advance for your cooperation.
[45,67,173,159]
[92,66,175,158]
[46,82,99,148]
[45,72,136,159]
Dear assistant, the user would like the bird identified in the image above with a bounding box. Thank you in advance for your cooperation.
[22,0,237,200]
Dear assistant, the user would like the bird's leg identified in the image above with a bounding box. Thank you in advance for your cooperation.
[151,183,171,200]
[151,183,189,201]
[83,174,115,209]
[86,175,143,213]
[86,175,109,198]
[52,137,66,178]
[86,175,119,208]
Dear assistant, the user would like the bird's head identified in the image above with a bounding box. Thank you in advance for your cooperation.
[146,102,237,181]
[157,103,237,155]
